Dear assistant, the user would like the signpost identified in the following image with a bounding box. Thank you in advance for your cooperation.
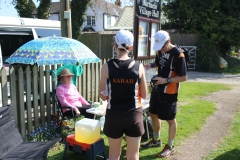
[133,0,161,59]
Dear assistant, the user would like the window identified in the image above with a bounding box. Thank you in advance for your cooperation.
[138,21,149,57]
[134,17,160,59]
[92,16,95,25]
[107,15,111,26]
[150,23,158,56]
[87,16,95,25]
[87,16,91,25]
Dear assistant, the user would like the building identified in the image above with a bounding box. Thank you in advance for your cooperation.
[32,0,122,32]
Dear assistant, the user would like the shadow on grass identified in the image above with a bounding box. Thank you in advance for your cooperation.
[212,148,240,160]
[47,140,110,160]
[48,149,107,160]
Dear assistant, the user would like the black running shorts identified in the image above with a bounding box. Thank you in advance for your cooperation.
[149,90,178,120]
[103,107,144,138]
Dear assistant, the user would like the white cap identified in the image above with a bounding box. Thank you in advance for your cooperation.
[153,30,170,50]
[114,30,134,51]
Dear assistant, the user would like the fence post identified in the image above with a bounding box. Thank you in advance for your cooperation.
[25,66,33,133]
[32,65,39,129]
[17,67,25,137]
[9,66,17,120]
[1,68,8,106]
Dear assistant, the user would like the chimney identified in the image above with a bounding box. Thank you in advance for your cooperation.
[115,0,122,7]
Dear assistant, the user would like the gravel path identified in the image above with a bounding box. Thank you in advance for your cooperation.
[169,71,240,160]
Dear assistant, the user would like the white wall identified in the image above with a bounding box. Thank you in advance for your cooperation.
[103,14,118,29]
[49,14,60,21]
[45,3,120,32]
[82,4,105,32]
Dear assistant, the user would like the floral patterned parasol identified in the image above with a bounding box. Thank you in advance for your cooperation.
[6,36,100,66]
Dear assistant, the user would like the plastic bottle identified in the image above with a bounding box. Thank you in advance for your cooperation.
[75,118,101,144]
[100,116,105,131]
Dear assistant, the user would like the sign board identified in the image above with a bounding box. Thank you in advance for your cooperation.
[133,0,161,59]
[136,0,161,20]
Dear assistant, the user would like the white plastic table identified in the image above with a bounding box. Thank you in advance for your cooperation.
[86,106,106,119]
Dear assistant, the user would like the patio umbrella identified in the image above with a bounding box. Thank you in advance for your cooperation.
[6,36,100,66]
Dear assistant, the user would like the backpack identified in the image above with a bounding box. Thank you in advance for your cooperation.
[175,45,189,70]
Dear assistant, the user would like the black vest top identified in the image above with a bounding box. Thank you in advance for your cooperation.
[107,59,141,110]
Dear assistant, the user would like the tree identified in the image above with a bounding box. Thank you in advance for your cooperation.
[162,0,240,71]
[71,0,90,40]
[11,0,51,19]
[36,0,51,19]
[12,0,36,18]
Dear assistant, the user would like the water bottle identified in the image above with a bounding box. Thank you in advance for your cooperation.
[100,116,105,131]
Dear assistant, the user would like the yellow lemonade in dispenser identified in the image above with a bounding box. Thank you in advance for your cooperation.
[75,118,101,144]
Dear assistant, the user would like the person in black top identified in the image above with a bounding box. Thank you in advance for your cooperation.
[99,30,147,160]
[141,30,187,158]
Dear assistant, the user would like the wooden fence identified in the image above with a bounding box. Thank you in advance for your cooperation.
[80,33,198,59]
[0,58,154,137]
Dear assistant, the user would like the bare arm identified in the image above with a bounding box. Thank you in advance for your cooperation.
[139,63,148,99]
[153,75,187,85]
[144,62,157,69]
[99,63,109,101]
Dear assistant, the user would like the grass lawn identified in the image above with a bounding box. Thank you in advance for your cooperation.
[47,82,232,160]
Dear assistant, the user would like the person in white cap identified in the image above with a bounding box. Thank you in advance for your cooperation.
[99,29,147,160]
[141,30,187,158]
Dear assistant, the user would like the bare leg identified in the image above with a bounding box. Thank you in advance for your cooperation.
[149,113,161,133]
[125,136,141,160]
[167,119,177,140]
[108,136,123,160]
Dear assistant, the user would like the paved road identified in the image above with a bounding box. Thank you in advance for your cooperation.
[187,71,240,84]
[170,71,240,160]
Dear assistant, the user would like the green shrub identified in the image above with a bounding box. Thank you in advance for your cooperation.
[196,37,220,72]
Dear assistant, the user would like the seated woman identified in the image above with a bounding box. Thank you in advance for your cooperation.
[56,68,94,119]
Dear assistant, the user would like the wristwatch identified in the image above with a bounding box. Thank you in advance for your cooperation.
[167,78,172,83]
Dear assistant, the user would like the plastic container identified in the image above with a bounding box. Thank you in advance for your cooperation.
[75,118,101,144]
[93,102,100,108]
[145,68,156,82]
[100,116,105,131]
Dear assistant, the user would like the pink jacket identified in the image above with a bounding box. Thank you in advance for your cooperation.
[56,84,89,113]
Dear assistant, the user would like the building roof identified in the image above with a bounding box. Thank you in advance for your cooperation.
[82,27,95,32]
[106,6,134,31]
[32,2,60,15]
[32,1,122,16]
[92,0,122,16]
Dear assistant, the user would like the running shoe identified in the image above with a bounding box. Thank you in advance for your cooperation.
[158,144,175,158]
[141,139,162,148]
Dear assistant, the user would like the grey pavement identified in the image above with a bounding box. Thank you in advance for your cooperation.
[145,71,240,101]
[187,71,240,84]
